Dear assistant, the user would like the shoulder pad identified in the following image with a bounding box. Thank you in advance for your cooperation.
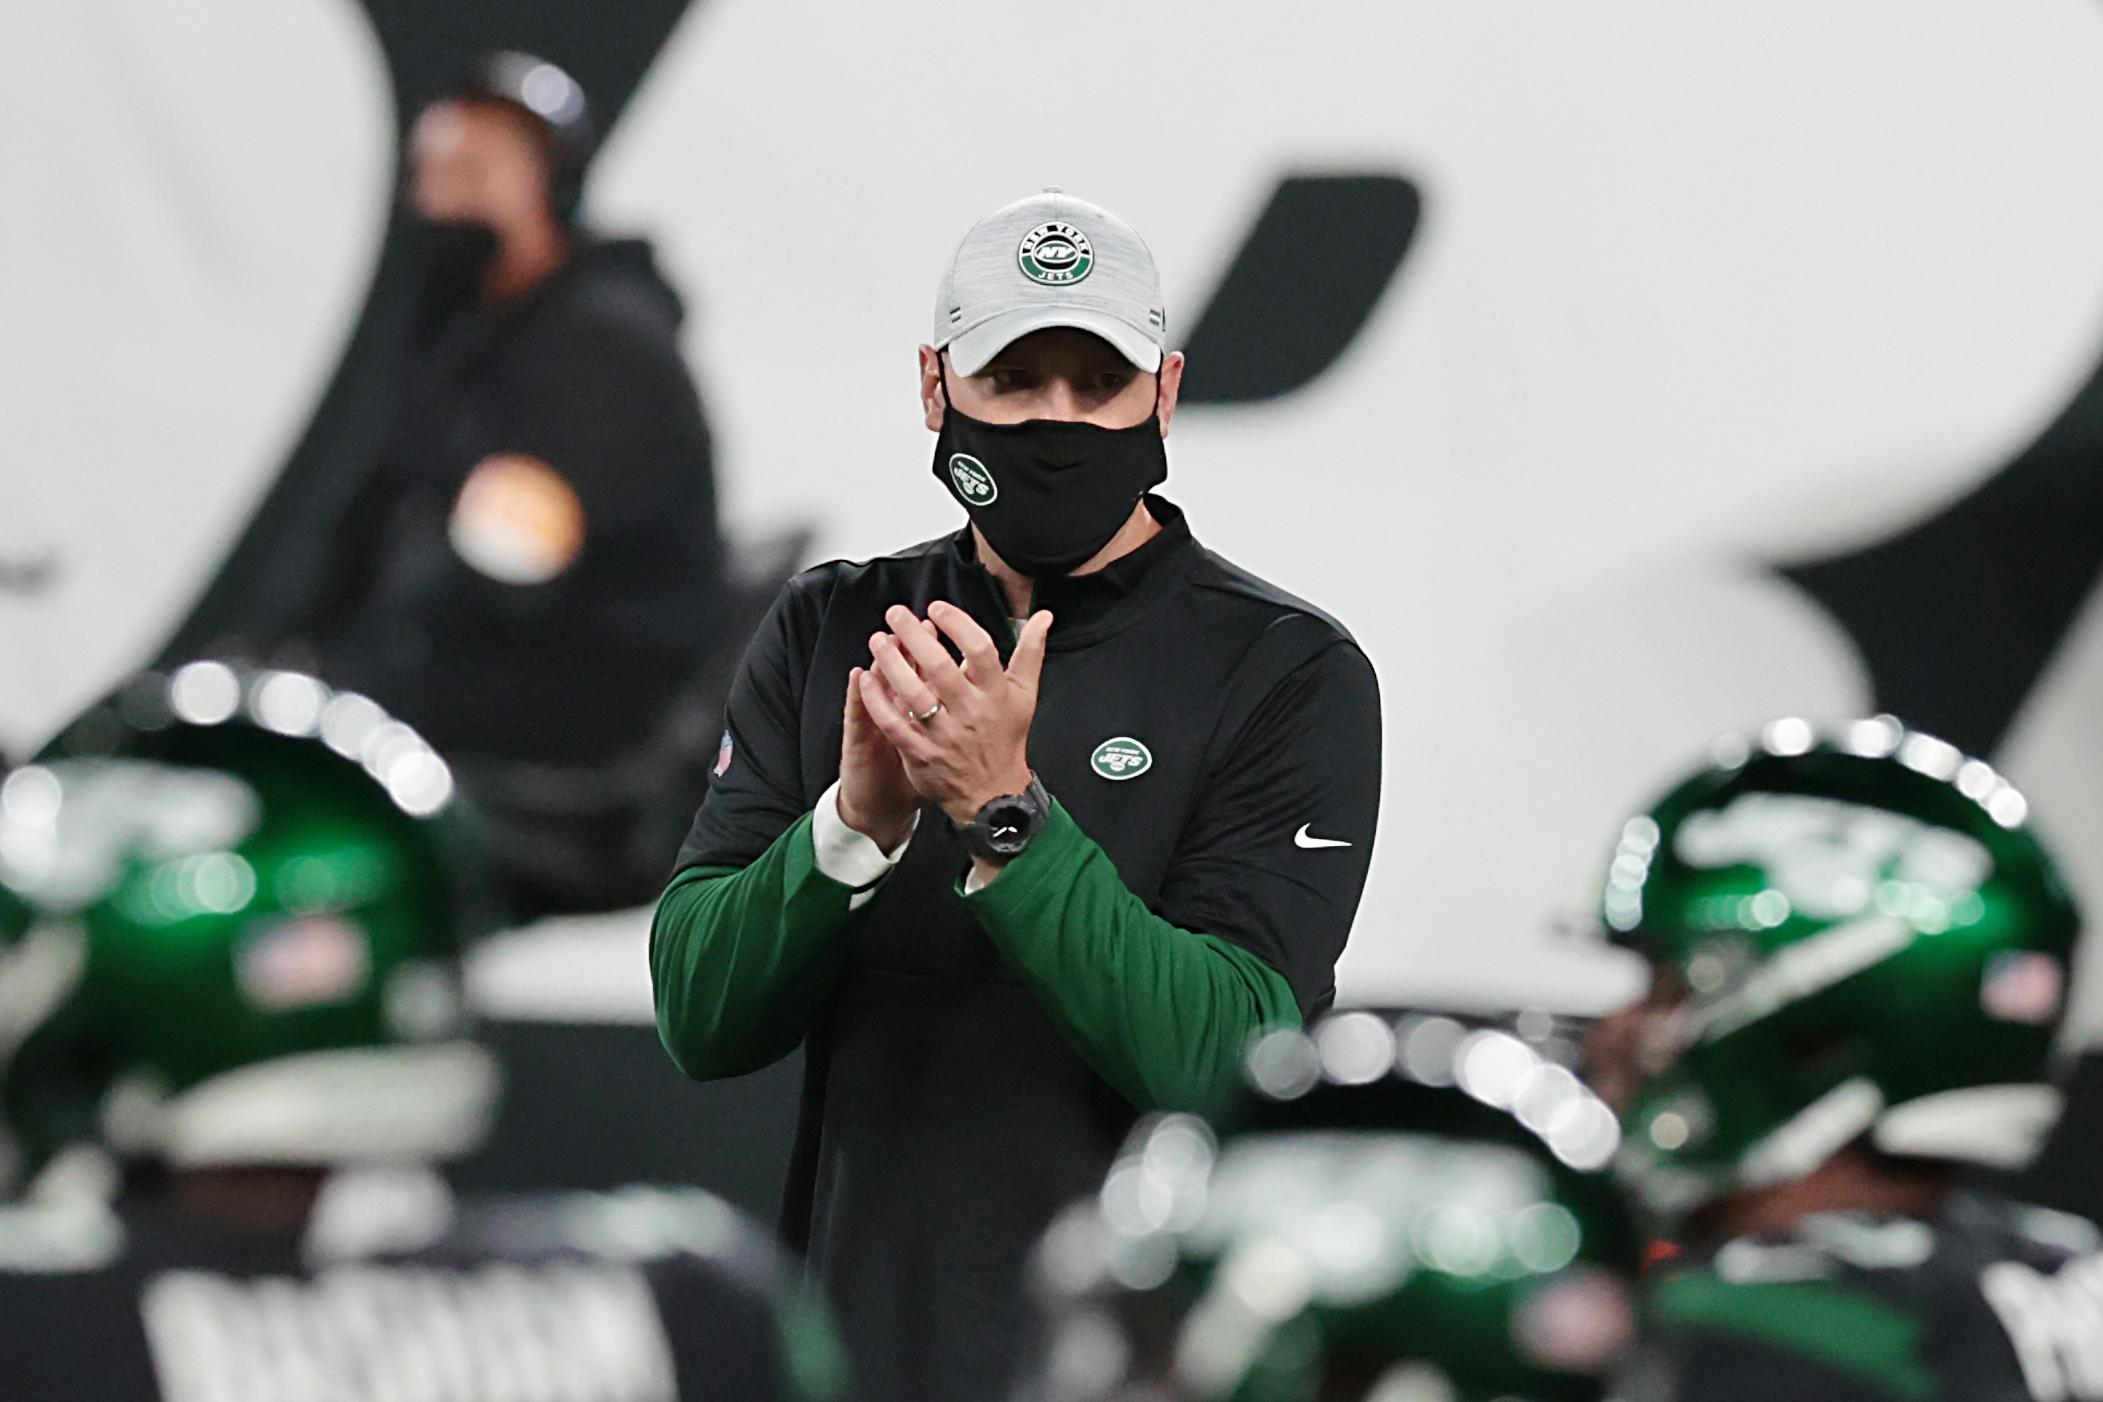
[1654,1269,1935,1401]
[0,1199,124,1275]
[439,1186,787,1277]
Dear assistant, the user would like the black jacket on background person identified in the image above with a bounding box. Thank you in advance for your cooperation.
[310,236,722,768]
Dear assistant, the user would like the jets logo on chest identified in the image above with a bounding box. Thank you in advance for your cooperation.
[1090,737,1152,781]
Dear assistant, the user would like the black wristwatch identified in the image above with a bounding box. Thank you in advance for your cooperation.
[957,773,1050,861]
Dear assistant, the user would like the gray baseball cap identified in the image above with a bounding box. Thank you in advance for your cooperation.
[932,190,1167,376]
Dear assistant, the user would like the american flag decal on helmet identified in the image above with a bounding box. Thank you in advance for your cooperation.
[713,729,734,778]
[1981,951,2063,1024]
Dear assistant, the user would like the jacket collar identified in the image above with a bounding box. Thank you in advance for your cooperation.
[944,495,1199,651]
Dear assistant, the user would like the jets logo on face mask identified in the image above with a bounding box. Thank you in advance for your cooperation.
[1091,737,1152,780]
[1018,221,1093,285]
[948,453,998,505]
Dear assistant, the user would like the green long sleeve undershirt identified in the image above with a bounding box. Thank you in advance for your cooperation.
[649,801,1301,1113]
[961,800,1301,1113]
[651,812,857,1080]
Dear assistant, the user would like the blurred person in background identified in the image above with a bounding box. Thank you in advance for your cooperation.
[295,52,726,908]
[1586,718,2103,1400]
[1014,1017,1643,1402]
[651,191,1382,1402]
[0,667,846,1402]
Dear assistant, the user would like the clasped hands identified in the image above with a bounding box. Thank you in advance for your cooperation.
[836,601,1054,854]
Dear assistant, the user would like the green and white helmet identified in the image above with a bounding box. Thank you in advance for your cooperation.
[1599,715,2082,1225]
[0,663,500,1196]
[1020,1014,1642,1402]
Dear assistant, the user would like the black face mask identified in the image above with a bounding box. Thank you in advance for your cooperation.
[408,215,501,312]
[931,379,1169,579]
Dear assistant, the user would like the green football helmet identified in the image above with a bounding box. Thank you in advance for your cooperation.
[0,663,499,1195]
[1598,715,2082,1226]
[1021,1013,1642,1402]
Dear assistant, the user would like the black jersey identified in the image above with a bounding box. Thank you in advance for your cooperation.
[1651,1192,2103,1401]
[0,1184,845,1402]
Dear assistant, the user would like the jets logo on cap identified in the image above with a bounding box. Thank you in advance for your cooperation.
[948,453,998,505]
[1091,736,1152,780]
[1018,221,1094,286]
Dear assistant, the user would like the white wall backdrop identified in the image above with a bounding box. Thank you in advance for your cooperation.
[3,0,392,759]
[17,0,2103,1028]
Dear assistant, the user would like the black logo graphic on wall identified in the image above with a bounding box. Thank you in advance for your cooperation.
[1778,371,2103,757]
[1178,174,1422,406]
[1178,173,2103,763]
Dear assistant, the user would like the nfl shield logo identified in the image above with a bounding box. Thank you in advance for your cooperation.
[713,729,735,778]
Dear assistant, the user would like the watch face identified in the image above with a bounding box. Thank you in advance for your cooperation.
[981,798,1034,856]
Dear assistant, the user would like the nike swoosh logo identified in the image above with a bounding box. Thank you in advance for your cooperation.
[1294,824,1352,850]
